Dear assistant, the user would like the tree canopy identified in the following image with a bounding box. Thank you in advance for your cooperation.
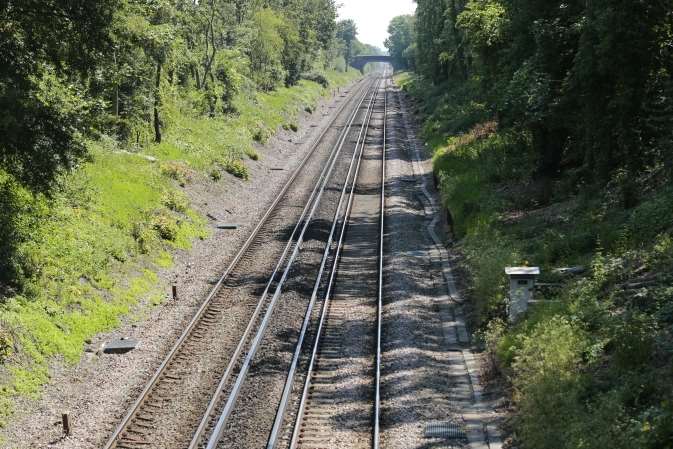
[0,0,118,192]
[384,15,415,71]
[0,0,372,192]
[397,0,673,198]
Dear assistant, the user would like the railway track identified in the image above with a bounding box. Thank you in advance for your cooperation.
[188,78,383,449]
[193,76,387,449]
[102,76,379,449]
[266,75,390,449]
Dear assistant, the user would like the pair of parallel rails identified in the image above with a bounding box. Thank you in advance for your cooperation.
[104,73,389,449]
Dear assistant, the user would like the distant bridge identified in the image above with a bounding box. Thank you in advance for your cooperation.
[351,55,394,72]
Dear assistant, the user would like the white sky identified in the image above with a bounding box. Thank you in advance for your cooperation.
[337,0,416,51]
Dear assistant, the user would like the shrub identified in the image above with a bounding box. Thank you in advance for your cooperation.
[463,226,520,324]
[161,190,188,213]
[283,122,298,132]
[213,49,244,114]
[224,159,249,180]
[160,161,191,186]
[415,78,489,137]
[0,325,14,363]
[245,149,260,161]
[302,72,330,88]
[252,126,272,143]
[131,221,156,254]
[151,213,179,242]
[511,316,590,449]
[0,172,37,289]
[478,317,507,376]
[434,127,533,237]
[210,169,222,181]
[626,186,673,244]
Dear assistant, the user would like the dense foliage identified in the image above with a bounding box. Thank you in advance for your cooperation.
[0,0,369,430]
[0,0,370,192]
[0,0,116,192]
[384,15,415,71]
[402,1,673,197]
[0,0,375,289]
[393,1,673,448]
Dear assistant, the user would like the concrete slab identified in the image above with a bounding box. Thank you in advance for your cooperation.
[103,338,138,354]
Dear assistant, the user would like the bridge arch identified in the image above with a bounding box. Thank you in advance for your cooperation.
[350,55,394,72]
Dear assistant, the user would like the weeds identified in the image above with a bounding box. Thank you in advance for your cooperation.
[0,68,361,429]
[223,159,249,180]
[162,190,188,213]
[131,220,157,254]
[160,161,192,186]
[0,325,13,363]
[210,168,222,181]
[245,149,260,161]
[151,212,180,242]
[252,125,272,143]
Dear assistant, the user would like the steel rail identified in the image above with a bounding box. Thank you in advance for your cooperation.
[102,77,371,449]
[201,79,382,449]
[187,77,378,449]
[287,77,385,449]
[265,76,384,449]
[201,78,382,449]
[373,73,388,449]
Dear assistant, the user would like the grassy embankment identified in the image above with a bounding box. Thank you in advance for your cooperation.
[0,69,360,430]
[396,72,673,449]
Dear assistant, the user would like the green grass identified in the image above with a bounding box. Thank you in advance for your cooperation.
[400,74,673,449]
[152,71,359,172]
[392,71,412,88]
[0,68,360,430]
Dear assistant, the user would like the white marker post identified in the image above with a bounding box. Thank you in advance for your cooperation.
[505,267,540,323]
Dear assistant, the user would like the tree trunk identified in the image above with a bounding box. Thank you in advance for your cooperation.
[192,64,202,89]
[154,61,162,144]
[114,86,119,117]
[533,123,565,204]
[113,49,119,116]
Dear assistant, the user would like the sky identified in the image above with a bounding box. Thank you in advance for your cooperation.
[337,0,416,51]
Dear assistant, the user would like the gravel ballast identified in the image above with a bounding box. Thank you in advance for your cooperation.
[0,80,363,449]
[205,81,377,449]
[380,84,504,449]
[379,83,462,449]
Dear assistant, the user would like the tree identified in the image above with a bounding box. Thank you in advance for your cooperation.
[385,15,415,70]
[0,0,354,192]
[414,0,449,83]
[248,8,287,90]
[0,0,118,191]
[409,0,673,195]
[336,19,358,71]
[568,0,672,189]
